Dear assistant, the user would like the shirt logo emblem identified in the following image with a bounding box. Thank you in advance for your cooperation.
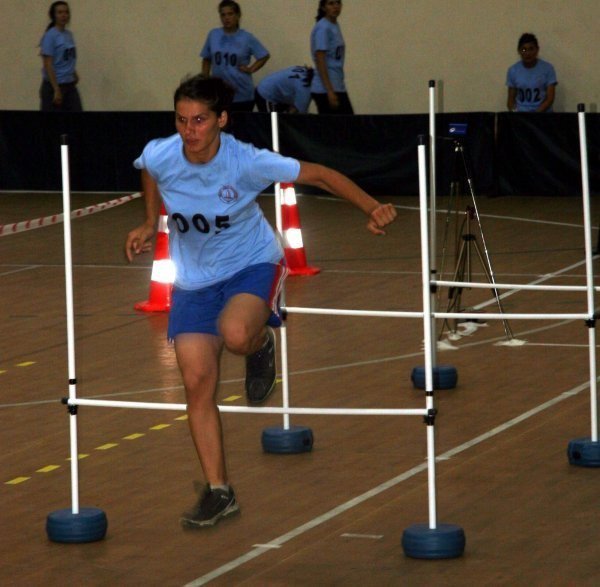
[219,185,238,204]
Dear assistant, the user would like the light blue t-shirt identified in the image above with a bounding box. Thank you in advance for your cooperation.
[310,18,346,93]
[40,27,77,84]
[506,59,558,112]
[134,132,300,289]
[200,28,269,103]
[256,66,313,113]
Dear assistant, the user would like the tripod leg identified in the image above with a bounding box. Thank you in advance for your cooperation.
[471,240,514,339]
[440,236,469,339]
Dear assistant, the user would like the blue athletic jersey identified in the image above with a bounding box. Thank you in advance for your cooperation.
[200,28,269,102]
[256,66,313,113]
[310,18,346,93]
[134,132,300,290]
[40,27,77,84]
[506,59,557,112]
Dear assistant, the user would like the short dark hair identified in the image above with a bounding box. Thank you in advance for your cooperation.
[219,0,241,15]
[173,75,235,116]
[316,0,341,21]
[518,33,538,50]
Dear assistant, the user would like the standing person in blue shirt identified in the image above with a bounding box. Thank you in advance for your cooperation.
[506,33,557,113]
[255,66,314,113]
[310,0,353,115]
[39,1,82,111]
[125,75,397,529]
[200,0,269,112]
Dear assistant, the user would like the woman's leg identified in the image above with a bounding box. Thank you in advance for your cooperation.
[174,333,227,485]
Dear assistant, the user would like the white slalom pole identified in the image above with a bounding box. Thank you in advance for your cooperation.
[428,80,438,366]
[428,80,437,270]
[417,135,437,529]
[61,135,80,514]
[271,112,291,430]
[577,104,598,442]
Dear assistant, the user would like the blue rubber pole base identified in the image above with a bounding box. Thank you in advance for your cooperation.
[567,437,600,467]
[262,425,314,454]
[402,523,465,559]
[46,507,108,543]
[411,365,458,390]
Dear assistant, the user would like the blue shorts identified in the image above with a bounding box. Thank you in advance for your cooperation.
[167,262,287,340]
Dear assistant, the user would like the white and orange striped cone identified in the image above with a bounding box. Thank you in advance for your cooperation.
[134,204,175,312]
[280,183,320,276]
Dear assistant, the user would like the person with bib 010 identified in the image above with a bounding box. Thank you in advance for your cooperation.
[200,0,269,112]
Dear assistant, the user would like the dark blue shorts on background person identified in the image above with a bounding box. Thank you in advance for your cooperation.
[167,261,287,340]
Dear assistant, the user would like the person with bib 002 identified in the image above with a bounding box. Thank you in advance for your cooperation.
[506,33,557,113]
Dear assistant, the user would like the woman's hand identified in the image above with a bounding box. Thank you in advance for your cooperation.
[53,87,63,105]
[327,90,339,109]
[125,223,155,262]
[366,203,397,235]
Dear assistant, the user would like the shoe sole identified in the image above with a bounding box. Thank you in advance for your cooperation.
[247,377,276,405]
[180,502,240,529]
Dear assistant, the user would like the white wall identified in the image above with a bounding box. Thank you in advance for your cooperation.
[3,0,599,113]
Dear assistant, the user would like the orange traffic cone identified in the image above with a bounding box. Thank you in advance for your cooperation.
[280,183,320,276]
[134,204,175,312]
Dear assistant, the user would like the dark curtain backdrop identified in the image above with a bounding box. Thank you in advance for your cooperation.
[0,110,597,196]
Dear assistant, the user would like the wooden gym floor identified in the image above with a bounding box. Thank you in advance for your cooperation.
[1,190,599,586]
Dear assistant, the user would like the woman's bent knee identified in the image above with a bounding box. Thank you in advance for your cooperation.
[219,321,254,355]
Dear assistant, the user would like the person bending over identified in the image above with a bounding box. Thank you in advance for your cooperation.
[255,65,314,113]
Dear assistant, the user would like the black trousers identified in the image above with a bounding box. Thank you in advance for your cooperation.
[311,92,354,115]
[230,99,255,112]
[40,80,83,112]
[254,89,290,113]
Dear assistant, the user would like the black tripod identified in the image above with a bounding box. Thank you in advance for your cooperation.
[438,139,514,341]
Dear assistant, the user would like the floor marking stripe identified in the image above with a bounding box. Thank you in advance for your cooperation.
[174,415,188,421]
[16,361,35,367]
[223,395,242,402]
[252,544,281,549]
[184,378,591,586]
[6,413,186,485]
[5,477,30,485]
[340,533,383,540]
[36,465,60,473]
[95,443,118,451]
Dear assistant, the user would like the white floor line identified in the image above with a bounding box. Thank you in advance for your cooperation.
[472,257,595,311]
[524,342,592,348]
[315,195,599,230]
[184,377,591,587]
[0,316,586,411]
